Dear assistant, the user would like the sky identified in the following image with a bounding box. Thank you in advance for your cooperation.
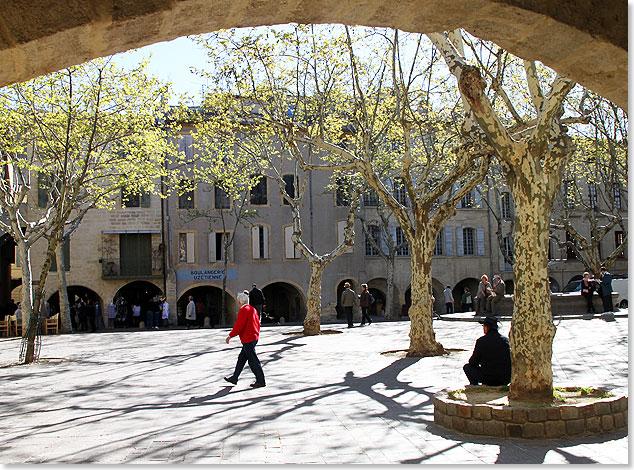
[112,36,210,105]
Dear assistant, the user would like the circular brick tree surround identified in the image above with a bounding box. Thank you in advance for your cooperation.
[434,390,628,439]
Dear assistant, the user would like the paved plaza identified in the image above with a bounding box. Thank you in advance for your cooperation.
[0,316,628,464]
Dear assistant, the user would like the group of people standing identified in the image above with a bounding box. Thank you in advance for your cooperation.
[581,266,614,314]
[340,282,374,328]
[106,296,170,330]
[442,274,506,316]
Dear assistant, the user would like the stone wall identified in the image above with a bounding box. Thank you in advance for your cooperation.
[434,392,628,438]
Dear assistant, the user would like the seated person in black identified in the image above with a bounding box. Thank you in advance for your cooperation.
[463,316,511,386]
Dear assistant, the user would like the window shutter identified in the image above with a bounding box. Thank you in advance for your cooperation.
[445,227,453,256]
[285,226,295,259]
[208,233,216,262]
[474,187,482,208]
[477,227,485,256]
[140,191,151,208]
[262,226,269,259]
[456,228,464,256]
[337,220,353,254]
[251,226,260,259]
[186,233,195,263]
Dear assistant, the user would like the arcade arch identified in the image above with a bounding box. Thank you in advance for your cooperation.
[178,285,236,326]
[262,281,306,323]
[452,277,479,313]
[335,278,357,320]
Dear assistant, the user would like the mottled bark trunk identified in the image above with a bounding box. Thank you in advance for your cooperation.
[384,256,395,320]
[55,242,72,333]
[407,246,444,357]
[508,193,556,402]
[303,261,324,336]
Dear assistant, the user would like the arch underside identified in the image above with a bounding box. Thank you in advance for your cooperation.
[0,0,626,109]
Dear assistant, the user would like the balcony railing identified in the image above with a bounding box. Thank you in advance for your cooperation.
[101,257,163,279]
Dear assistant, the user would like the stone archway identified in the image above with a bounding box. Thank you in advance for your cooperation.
[262,281,306,323]
[0,1,626,109]
[178,285,236,327]
[453,277,479,313]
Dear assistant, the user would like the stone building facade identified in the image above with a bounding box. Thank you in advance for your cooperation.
[13,131,628,327]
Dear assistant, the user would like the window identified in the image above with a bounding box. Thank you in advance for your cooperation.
[122,188,150,208]
[395,227,409,256]
[335,178,350,207]
[284,226,301,259]
[282,174,297,205]
[250,175,267,205]
[337,220,353,253]
[178,134,194,161]
[363,190,379,207]
[393,178,408,206]
[178,232,196,263]
[463,227,475,256]
[614,186,622,209]
[209,232,233,263]
[615,231,625,258]
[365,225,381,256]
[38,173,51,208]
[214,185,230,209]
[178,184,195,209]
[502,236,513,262]
[434,231,444,256]
[251,225,269,259]
[588,183,597,209]
[460,190,474,209]
[49,238,70,272]
[500,192,512,220]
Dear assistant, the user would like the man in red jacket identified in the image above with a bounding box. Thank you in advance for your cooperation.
[224,292,266,388]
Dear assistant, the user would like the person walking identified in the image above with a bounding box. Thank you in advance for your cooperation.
[580,272,597,314]
[132,302,141,327]
[340,282,357,328]
[249,284,265,320]
[463,317,511,386]
[224,292,266,388]
[443,285,454,314]
[599,266,614,313]
[359,283,373,326]
[475,275,491,316]
[78,299,90,332]
[185,295,196,329]
[461,288,473,312]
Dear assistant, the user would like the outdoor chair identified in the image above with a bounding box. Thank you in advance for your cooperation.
[0,317,8,337]
[43,314,59,335]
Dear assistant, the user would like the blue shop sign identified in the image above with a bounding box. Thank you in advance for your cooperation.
[177,269,238,281]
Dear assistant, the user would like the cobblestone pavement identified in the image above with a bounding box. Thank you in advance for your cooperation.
[0,316,627,464]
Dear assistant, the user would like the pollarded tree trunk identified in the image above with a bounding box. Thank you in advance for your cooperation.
[508,187,557,402]
[55,241,73,333]
[407,246,444,357]
[17,241,37,362]
[384,256,395,320]
[303,261,325,336]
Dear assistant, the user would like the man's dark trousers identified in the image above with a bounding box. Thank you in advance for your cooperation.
[463,364,482,385]
[344,306,353,327]
[230,340,265,384]
[601,293,614,313]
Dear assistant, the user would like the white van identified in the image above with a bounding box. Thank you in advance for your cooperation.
[612,277,628,309]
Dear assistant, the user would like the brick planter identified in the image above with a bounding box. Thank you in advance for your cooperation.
[434,389,628,439]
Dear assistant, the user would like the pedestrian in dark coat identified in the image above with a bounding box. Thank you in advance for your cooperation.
[463,317,511,386]
[599,266,614,313]
[580,272,597,313]
[249,284,265,320]
[358,283,373,326]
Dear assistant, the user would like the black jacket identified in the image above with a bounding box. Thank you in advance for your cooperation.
[249,288,265,305]
[468,330,511,386]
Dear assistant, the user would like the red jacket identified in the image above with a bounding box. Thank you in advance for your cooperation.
[229,304,260,343]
